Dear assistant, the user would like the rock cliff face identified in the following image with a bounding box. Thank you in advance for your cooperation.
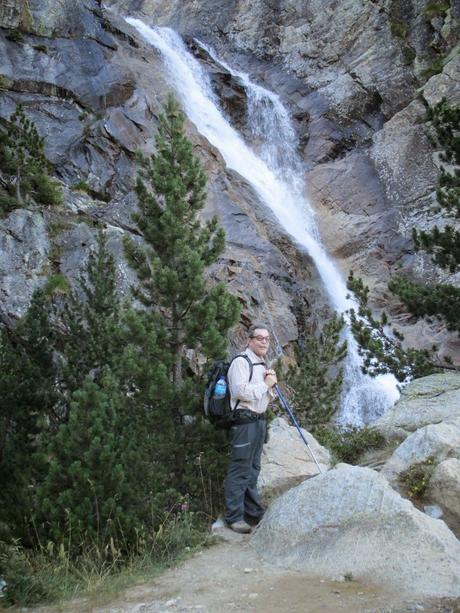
[0,0,328,352]
[0,0,459,359]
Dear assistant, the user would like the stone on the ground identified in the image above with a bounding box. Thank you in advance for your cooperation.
[427,458,460,527]
[258,417,330,503]
[381,419,460,485]
[373,373,460,441]
[251,464,460,598]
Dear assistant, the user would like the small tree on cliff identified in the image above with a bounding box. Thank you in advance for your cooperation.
[390,99,460,335]
[0,105,62,210]
[124,94,240,498]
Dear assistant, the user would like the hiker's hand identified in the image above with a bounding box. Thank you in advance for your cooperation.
[264,371,277,388]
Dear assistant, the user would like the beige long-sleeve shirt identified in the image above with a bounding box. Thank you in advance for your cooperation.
[227,348,275,415]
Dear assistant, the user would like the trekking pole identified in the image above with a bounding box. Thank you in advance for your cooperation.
[274,384,323,474]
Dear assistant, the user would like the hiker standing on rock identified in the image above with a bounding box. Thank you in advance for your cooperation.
[225,324,277,534]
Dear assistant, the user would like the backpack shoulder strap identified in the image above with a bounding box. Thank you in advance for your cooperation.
[230,354,266,382]
[230,353,254,381]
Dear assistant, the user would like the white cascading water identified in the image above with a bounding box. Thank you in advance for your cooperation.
[126,18,400,425]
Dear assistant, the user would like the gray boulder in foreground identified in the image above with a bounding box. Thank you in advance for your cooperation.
[252,465,460,597]
[373,372,460,440]
[258,417,330,504]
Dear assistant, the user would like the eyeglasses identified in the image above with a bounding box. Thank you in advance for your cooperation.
[251,335,270,343]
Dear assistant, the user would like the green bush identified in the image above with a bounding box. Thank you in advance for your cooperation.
[0,192,18,215]
[314,425,386,465]
[5,30,23,43]
[399,456,436,499]
[71,180,91,193]
[423,1,450,19]
[390,20,407,38]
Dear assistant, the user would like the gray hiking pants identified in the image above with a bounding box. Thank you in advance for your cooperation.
[224,419,266,525]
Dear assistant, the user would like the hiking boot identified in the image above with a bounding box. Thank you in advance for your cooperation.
[244,513,264,527]
[229,520,252,534]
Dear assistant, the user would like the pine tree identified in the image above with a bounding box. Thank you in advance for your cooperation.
[0,105,62,211]
[285,315,347,430]
[390,100,460,335]
[412,99,460,272]
[124,94,240,506]
[60,230,125,396]
[0,290,59,540]
[35,372,140,552]
[347,271,438,381]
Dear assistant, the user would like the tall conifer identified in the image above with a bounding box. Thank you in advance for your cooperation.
[124,94,240,497]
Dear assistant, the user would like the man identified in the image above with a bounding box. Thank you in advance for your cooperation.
[224,324,277,534]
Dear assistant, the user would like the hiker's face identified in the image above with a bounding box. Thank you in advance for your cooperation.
[248,329,270,358]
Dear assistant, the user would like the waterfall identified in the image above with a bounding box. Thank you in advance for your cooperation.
[126,18,400,425]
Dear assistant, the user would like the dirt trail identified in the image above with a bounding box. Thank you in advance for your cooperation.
[40,526,459,613]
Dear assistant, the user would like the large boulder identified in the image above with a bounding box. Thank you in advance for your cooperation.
[258,417,330,503]
[373,372,460,440]
[252,464,460,598]
[381,419,460,485]
[427,458,460,533]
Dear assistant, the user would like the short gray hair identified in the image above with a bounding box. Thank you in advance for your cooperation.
[247,323,270,338]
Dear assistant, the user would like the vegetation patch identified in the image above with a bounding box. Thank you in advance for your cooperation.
[390,20,407,39]
[33,44,48,54]
[390,99,460,335]
[5,30,24,43]
[423,1,450,19]
[0,105,63,213]
[0,96,239,607]
[314,425,386,465]
[71,179,92,193]
[421,55,447,79]
[399,456,436,499]
[285,314,347,430]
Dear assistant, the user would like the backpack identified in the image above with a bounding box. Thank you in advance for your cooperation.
[204,354,257,429]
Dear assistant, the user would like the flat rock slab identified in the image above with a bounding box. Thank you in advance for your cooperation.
[252,464,460,598]
[374,373,460,440]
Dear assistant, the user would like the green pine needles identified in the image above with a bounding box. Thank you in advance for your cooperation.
[125,94,240,384]
[346,271,438,381]
[390,99,460,335]
[412,99,460,272]
[286,315,347,430]
[0,105,62,213]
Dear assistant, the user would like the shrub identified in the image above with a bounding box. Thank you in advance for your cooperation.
[423,1,450,19]
[314,425,386,465]
[390,20,407,39]
[5,30,23,43]
[399,456,436,499]
[71,180,91,193]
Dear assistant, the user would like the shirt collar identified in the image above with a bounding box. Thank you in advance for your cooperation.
[245,347,266,364]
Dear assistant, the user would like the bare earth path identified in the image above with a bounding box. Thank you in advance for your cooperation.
[41,527,459,613]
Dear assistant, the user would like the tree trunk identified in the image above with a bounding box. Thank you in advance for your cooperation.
[15,166,23,205]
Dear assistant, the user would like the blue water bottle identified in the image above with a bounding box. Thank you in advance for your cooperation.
[214,376,227,398]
